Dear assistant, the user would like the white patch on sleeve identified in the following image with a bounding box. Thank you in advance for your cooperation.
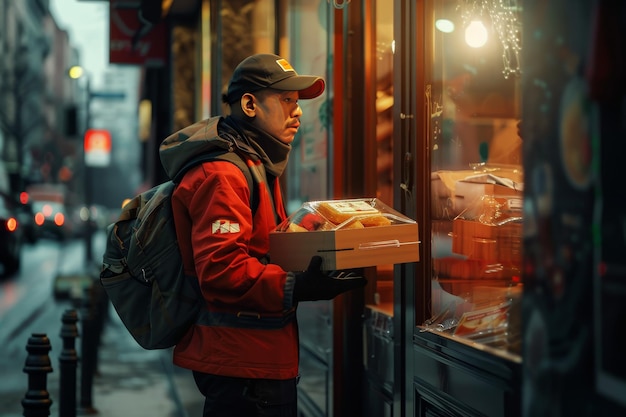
[212,220,241,234]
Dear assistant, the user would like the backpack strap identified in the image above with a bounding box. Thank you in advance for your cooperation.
[172,149,259,214]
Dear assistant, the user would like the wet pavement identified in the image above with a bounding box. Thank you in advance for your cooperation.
[0,292,204,417]
[80,311,205,417]
[0,233,204,417]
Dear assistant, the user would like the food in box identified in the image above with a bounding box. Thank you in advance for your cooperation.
[270,198,419,271]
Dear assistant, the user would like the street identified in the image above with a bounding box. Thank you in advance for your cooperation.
[0,233,104,415]
[0,232,204,417]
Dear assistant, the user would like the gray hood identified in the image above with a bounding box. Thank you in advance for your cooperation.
[159,117,255,180]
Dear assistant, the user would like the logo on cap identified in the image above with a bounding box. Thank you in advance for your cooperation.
[276,59,295,73]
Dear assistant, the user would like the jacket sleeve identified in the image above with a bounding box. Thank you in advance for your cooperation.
[172,160,294,315]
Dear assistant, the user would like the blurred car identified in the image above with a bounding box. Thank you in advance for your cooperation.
[16,191,39,244]
[32,200,71,240]
[0,192,25,276]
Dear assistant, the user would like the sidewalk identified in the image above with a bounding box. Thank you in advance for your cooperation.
[83,232,204,416]
[84,309,205,417]
[0,232,204,417]
[48,254,204,416]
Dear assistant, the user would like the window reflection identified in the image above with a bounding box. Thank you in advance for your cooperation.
[426,0,523,358]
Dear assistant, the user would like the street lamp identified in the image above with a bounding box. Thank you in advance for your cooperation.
[68,65,85,80]
[68,65,94,264]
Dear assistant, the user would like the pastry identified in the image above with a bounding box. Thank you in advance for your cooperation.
[316,200,380,224]
[359,215,392,227]
[286,222,308,232]
[317,201,391,227]
[341,219,365,229]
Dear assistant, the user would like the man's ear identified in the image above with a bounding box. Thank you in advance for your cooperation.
[240,93,256,117]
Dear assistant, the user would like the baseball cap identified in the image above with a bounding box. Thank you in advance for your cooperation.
[224,54,325,104]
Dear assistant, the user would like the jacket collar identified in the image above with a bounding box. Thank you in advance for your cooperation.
[222,116,291,178]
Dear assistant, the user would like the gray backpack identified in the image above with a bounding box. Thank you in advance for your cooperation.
[100,149,256,350]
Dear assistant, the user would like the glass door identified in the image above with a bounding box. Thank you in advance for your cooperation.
[363,1,396,413]
[423,0,524,360]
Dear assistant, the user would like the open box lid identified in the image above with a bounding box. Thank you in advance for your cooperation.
[275,198,417,232]
[271,198,419,270]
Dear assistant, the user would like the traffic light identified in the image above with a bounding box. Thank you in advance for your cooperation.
[65,105,78,137]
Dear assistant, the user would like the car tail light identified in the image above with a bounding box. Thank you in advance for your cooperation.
[35,213,45,226]
[5,217,18,232]
[54,212,65,227]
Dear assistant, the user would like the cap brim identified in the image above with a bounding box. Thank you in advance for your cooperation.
[271,76,326,99]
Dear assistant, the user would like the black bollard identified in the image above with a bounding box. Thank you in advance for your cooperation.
[59,310,79,417]
[78,287,98,415]
[22,333,53,417]
[90,277,108,376]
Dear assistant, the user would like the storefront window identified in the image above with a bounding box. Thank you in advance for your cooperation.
[198,0,277,117]
[284,0,331,212]
[369,0,395,315]
[283,5,335,414]
[425,0,523,359]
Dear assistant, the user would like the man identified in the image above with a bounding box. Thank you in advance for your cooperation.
[159,54,367,417]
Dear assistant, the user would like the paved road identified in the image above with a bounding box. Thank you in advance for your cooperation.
[0,233,204,417]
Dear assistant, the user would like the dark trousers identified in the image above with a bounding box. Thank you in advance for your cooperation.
[192,371,298,417]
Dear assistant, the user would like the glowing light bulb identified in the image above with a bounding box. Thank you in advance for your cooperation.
[465,20,488,48]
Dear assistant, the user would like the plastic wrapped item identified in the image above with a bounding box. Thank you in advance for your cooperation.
[421,301,464,332]
[421,286,522,352]
[270,198,419,270]
[458,193,523,226]
[275,198,407,232]
[453,300,511,343]
[431,164,523,220]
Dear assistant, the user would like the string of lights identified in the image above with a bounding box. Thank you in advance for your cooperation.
[457,0,522,78]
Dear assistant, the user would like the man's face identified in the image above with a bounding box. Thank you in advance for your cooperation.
[252,90,303,144]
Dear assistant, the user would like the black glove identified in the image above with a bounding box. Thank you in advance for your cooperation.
[293,256,367,302]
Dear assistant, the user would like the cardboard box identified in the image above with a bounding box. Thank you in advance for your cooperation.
[454,181,523,215]
[451,218,522,263]
[431,170,474,219]
[431,168,523,219]
[270,198,419,271]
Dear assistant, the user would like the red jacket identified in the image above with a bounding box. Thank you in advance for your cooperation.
[162,118,298,379]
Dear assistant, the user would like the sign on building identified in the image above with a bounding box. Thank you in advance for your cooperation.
[84,129,112,167]
[109,0,167,66]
